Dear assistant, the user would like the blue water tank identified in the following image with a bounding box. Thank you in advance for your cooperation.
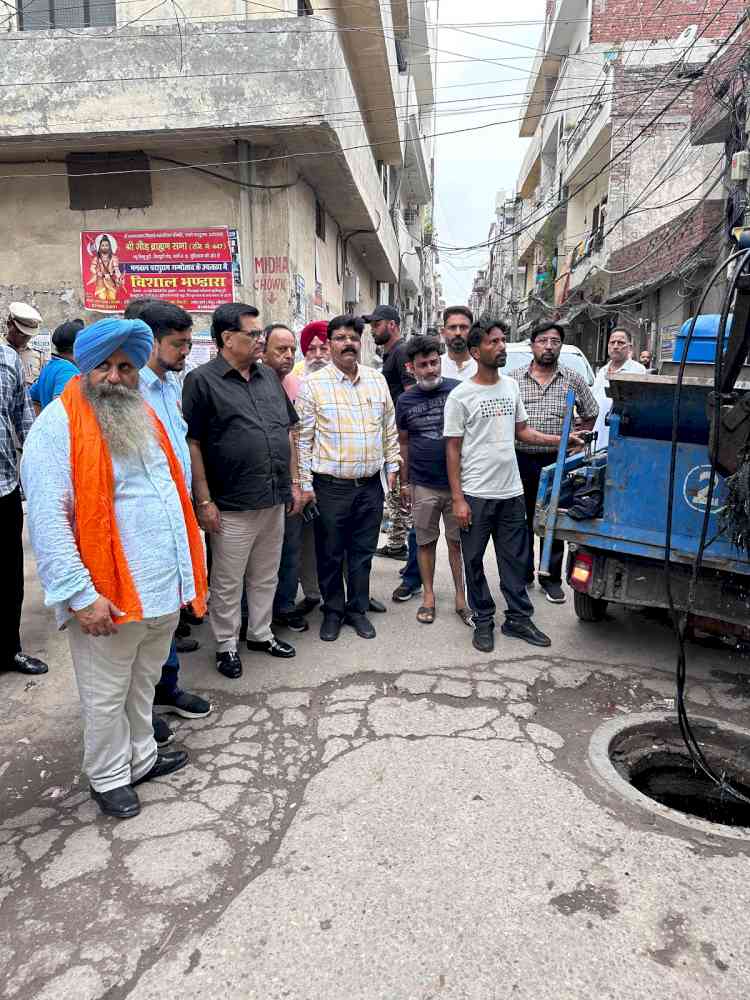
[673,314,732,364]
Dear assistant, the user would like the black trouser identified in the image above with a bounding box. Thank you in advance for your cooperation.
[459,494,533,628]
[516,450,564,585]
[313,473,384,618]
[1,487,24,666]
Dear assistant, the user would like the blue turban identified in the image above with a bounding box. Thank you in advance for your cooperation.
[74,318,153,374]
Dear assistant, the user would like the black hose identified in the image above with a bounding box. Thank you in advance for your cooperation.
[664,246,750,805]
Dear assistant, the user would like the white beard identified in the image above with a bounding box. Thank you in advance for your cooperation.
[83,379,156,459]
[305,358,328,374]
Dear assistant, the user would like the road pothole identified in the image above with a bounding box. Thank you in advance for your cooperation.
[589,713,750,840]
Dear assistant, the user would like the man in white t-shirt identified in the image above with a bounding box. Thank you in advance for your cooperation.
[445,320,582,653]
[592,328,647,449]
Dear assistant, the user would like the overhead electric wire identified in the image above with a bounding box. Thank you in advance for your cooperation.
[435,5,745,256]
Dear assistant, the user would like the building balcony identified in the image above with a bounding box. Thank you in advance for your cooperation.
[400,236,422,296]
[402,115,432,206]
[518,133,542,201]
[562,86,613,181]
[0,15,401,278]
[567,238,607,293]
[546,0,588,59]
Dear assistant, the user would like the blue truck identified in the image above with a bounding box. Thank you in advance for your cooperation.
[534,315,750,637]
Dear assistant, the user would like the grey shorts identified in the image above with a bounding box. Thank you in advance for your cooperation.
[412,485,461,546]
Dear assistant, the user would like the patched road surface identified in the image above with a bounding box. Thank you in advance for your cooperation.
[2,542,750,999]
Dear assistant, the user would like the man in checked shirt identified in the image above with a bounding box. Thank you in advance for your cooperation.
[510,322,598,604]
[0,340,48,676]
[297,315,399,643]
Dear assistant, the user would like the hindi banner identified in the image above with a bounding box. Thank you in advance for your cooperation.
[80,228,234,313]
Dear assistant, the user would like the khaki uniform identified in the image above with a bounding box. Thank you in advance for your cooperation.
[0,335,43,387]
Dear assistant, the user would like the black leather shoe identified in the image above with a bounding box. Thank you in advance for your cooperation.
[175,621,191,638]
[11,653,49,675]
[472,625,495,653]
[320,613,342,642]
[180,607,204,627]
[175,636,200,654]
[368,598,387,614]
[295,596,320,616]
[246,638,296,658]
[216,650,243,679]
[90,785,140,819]
[344,613,376,639]
[501,620,552,648]
[133,751,189,786]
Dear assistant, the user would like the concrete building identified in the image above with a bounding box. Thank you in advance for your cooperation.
[468,191,525,332]
[511,0,742,364]
[0,1,436,341]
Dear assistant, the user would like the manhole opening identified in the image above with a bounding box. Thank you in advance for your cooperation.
[609,718,750,829]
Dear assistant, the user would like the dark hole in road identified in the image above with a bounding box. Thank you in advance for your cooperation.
[609,718,750,829]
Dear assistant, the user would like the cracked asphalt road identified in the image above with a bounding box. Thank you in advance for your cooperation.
[3,539,750,999]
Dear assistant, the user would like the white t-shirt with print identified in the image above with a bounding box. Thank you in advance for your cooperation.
[443,375,528,500]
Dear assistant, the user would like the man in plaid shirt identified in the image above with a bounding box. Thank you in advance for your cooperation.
[0,342,48,675]
[511,322,598,604]
[297,315,399,643]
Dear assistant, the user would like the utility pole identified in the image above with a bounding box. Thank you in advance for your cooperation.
[509,195,521,342]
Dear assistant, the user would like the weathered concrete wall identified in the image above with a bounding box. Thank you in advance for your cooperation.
[0,140,383,334]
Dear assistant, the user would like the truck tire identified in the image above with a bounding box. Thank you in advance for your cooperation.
[573,591,608,622]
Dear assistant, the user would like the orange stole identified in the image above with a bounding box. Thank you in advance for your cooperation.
[60,376,207,624]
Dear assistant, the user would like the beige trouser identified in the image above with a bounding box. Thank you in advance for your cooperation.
[67,611,179,793]
[299,519,321,601]
[210,505,285,651]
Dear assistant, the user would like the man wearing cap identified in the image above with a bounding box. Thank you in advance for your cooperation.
[510,321,598,604]
[4,302,45,386]
[21,317,207,820]
[1,335,48,677]
[365,305,415,561]
[292,320,330,379]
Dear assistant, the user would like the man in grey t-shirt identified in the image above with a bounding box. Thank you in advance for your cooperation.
[444,321,582,653]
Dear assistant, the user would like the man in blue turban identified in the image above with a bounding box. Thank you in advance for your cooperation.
[21,315,205,819]
[74,317,154,374]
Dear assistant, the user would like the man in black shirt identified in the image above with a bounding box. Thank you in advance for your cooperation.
[396,335,472,626]
[364,304,414,560]
[183,303,301,679]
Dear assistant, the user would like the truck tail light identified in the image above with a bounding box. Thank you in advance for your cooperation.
[570,552,593,592]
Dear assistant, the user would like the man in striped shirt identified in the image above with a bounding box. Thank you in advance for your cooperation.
[297,315,399,642]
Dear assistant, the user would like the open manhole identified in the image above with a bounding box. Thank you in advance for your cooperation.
[590,713,750,838]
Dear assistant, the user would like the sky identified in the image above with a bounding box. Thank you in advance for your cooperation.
[433,0,547,305]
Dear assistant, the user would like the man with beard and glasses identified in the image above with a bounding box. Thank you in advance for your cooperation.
[364,305,414,563]
[445,321,583,654]
[184,303,301,680]
[21,318,207,819]
[396,335,473,627]
[297,315,399,642]
[510,322,598,604]
[136,300,213,733]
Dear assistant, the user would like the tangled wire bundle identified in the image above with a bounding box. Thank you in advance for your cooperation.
[722,453,750,556]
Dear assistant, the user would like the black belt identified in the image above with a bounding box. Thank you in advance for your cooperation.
[313,472,380,488]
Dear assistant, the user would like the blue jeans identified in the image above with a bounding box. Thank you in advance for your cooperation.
[155,638,180,699]
[273,513,303,616]
[399,527,422,591]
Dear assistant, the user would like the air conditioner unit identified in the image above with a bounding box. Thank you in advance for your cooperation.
[344,272,360,304]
